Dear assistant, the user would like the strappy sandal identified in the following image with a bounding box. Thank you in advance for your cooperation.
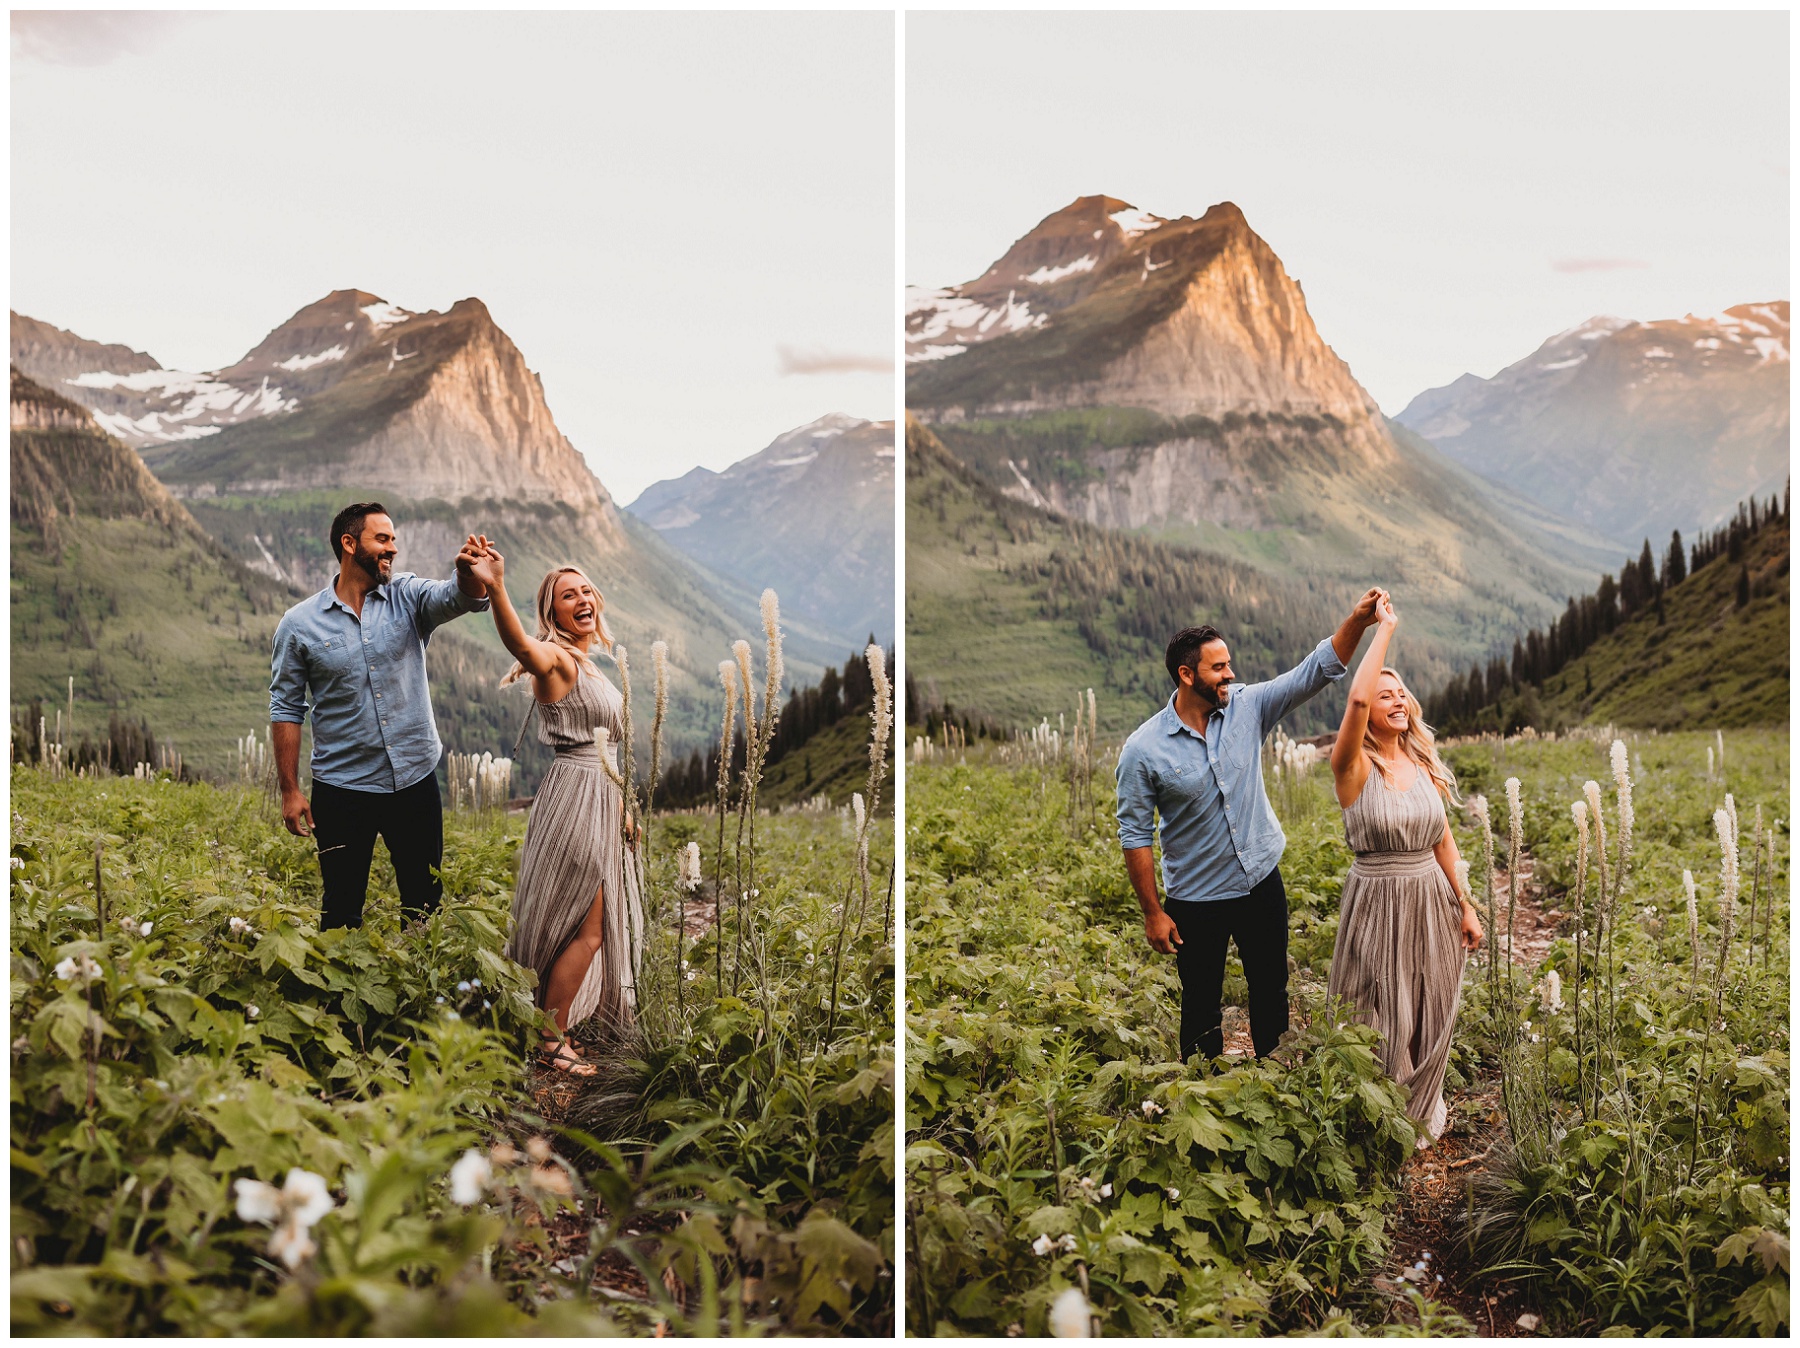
[540,1041,595,1076]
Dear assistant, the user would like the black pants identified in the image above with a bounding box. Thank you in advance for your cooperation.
[1168,867,1291,1062]
[309,773,443,931]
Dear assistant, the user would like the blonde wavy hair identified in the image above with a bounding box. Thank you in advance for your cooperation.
[1362,667,1459,804]
[498,565,614,687]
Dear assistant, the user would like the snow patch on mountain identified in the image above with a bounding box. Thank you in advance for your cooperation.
[1109,206,1164,238]
[361,302,411,332]
[275,345,347,371]
[1025,255,1096,285]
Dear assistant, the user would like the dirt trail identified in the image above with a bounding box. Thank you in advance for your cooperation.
[1376,850,1562,1335]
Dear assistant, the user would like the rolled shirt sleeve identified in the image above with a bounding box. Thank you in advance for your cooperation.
[1114,739,1159,850]
[268,614,309,725]
[407,573,490,638]
[1251,636,1349,738]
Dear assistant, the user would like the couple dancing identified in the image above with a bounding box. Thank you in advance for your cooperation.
[269,502,640,1076]
[1116,588,1483,1147]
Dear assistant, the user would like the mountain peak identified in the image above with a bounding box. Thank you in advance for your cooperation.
[909,193,1383,428]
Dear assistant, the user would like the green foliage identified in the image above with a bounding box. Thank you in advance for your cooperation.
[11,768,893,1335]
[1442,730,1790,1335]
[904,416,1605,743]
[905,755,1427,1335]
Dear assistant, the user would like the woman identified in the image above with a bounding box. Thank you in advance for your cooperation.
[463,537,645,1074]
[1326,592,1482,1146]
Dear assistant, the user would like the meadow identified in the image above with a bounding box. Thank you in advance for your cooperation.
[904,721,1787,1335]
[10,645,896,1335]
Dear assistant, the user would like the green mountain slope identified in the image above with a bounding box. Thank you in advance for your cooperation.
[10,369,295,770]
[1533,523,1788,729]
[905,417,1407,737]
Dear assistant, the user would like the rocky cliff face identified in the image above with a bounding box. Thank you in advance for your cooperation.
[10,367,202,536]
[909,195,1621,661]
[629,413,896,645]
[909,199,1385,434]
[11,312,161,386]
[1396,303,1790,543]
[151,297,616,522]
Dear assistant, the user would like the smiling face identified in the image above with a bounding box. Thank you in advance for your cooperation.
[1182,639,1235,708]
[1371,671,1411,737]
[345,513,397,584]
[549,571,600,643]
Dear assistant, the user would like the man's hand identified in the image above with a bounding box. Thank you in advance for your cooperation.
[1145,906,1183,955]
[281,787,314,838]
[454,535,489,599]
[1348,587,1388,628]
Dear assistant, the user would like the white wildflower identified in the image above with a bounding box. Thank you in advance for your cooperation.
[118,915,138,934]
[526,1136,554,1163]
[449,1149,493,1205]
[853,792,867,837]
[1099,1182,1113,1198]
[1583,781,1608,858]
[1610,739,1633,856]
[1454,859,1471,900]
[1031,1233,1055,1257]
[1538,969,1563,1013]
[246,1004,260,1019]
[1684,869,1700,967]
[1504,778,1523,855]
[1057,1233,1078,1253]
[139,921,153,937]
[678,841,703,892]
[1166,1186,1181,1201]
[54,954,100,981]
[1140,1099,1163,1117]
[1049,1286,1092,1337]
[228,916,253,936]
[804,953,816,966]
[1714,808,1739,938]
[234,1169,334,1271]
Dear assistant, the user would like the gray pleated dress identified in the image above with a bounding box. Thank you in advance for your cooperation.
[1326,765,1465,1141]
[504,666,646,1034]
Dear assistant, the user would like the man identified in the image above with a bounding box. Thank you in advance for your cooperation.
[1115,589,1387,1063]
[270,502,490,930]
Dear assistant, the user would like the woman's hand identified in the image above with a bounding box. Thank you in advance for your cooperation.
[466,536,505,591]
[1376,592,1398,630]
[1459,900,1484,951]
[623,812,640,846]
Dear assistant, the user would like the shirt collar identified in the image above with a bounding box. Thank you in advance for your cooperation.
[319,576,388,614]
[1162,689,1233,738]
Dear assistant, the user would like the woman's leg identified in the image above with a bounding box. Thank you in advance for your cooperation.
[542,882,606,1035]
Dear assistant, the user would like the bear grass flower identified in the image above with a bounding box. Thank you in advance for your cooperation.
[53,954,101,981]
[449,1149,493,1205]
[1049,1286,1092,1337]
[233,1168,334,1270]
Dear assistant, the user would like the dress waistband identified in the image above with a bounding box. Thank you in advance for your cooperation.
[1350,847,1439,876]
[552,742,603,761]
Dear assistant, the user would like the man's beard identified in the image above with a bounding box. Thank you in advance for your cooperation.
[352,545,391,583]
[1199,681,1228,708]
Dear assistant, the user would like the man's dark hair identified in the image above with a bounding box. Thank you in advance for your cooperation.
[329,502,389,561]
[1165,625,1226,687]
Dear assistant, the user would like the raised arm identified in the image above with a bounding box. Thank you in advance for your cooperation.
[465,541,576,687]
[1330,593,1397,806]
[1250,587,1383,736]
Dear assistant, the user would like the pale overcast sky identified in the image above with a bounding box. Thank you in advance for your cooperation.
[908,11,1788,415]
[13,10,894,503]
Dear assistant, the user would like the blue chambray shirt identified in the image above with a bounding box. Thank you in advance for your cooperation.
[269,572,489,792]
[1115,637,1348,903]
